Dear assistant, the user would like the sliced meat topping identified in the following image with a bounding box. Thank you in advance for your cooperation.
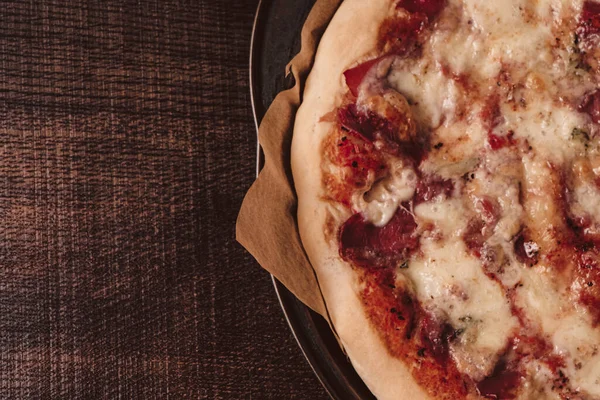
[339,206,418,268]
[338,94,416,148]
[579,89,600,125]
[513,232,539,267]
[396,0,446,20]
[343,58,384,97]
[413,175,453,205]
[579,0,600,39]
[476,359,521,400]
[487,131,516,151]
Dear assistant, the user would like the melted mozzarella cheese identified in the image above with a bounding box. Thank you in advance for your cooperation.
[516,268,600,397]
[387,58,463,129]
[353,160,417,226]
[406,237,518,380]
[421,115,486,172]
[572,181,600,219]
[462,0,555,77]
[415,198,468,237]
[427,0,578,86]
[500,95,590,163]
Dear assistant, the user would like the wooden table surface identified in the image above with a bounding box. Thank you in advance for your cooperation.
[0,0,329,398]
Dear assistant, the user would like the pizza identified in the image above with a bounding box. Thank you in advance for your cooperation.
[291,0,600,398]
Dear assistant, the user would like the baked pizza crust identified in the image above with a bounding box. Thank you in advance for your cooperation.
[291,0,431,398]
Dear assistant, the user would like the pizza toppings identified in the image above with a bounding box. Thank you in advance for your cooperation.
[419,314,456,364]
[338,97,416,146]
[413,175,453,204]
[362,91,418,143]
[338,104,394,143]
[339,207,418,268]
[476,360,521,400]
[513,233,539,267]
[360,269,475,399]
[317,0,600,398]
[379,12,427,55]
[343,58,383,97]
[396,0,446,20]
[379,0,448,56]
[579,89,600,124]
[488,132,516,151]
[579,1,600,38]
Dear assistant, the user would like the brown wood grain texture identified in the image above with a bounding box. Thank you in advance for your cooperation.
[0,0,328,398]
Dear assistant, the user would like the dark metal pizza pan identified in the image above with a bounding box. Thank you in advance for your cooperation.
[249,1,376,399]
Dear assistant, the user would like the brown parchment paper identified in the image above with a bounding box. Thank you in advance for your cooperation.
[236,0,342,318]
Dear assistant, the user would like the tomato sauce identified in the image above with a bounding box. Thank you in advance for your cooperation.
[378,12,427,55]
[360,270,474,399]
[488,131,516,150]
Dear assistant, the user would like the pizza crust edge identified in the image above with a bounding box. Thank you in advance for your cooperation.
[291,0,431,398]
